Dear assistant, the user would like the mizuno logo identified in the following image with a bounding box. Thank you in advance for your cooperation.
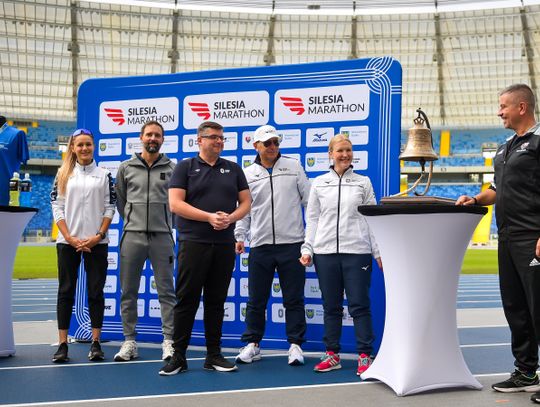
[104,108,125,125]
[280,96,305,115]
[313,132,327,140]
[530,258,540,267]
[188,102,211,120]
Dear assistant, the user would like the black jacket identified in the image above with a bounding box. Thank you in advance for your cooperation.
[491,123,540,241]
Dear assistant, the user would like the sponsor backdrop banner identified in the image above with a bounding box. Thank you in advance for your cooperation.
[72,57,402,353]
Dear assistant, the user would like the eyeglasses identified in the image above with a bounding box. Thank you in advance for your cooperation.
[201,135,226,142]
[72,128,93,137]
[262,139,280,147]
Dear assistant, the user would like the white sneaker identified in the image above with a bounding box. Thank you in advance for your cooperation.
[236,342,261,363]
[114,340,138,361]
[288,343,304,366]
[162,339,174,361]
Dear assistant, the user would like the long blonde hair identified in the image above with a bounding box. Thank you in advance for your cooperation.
[56,131,94,196]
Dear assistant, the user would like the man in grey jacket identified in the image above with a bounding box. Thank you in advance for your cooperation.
[113,121,177,362]
[235,125,310,366]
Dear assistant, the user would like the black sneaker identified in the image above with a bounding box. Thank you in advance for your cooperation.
[159,352,188,376]
[52,342,69,363]
[88,341,105,361]
[204,354,238,372]
[492,370,540,392]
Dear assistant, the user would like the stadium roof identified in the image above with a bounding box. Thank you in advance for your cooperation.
[2,0,540,128]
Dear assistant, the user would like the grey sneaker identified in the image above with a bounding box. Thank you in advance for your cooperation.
[114,340,138,362]
[492,370,540,393]
[162,339,174,361]
[236,342,261,364]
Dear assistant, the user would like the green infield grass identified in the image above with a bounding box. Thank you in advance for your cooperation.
[13,245,57,279]
[461,248,498,274]
[12,245,499,279]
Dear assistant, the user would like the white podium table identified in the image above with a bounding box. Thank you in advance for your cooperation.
[358,204,487,396]
[0,206,37,357]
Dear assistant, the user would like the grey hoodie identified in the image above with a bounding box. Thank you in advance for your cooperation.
[115,153,175,233]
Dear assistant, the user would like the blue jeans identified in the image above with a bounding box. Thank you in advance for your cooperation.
[241,243,306,345]
[314,253,374,355]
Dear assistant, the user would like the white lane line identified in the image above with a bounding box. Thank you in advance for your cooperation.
[13,310,56,314]
[457,300,502,304]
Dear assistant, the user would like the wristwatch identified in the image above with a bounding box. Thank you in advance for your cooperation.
[96,231,106,239]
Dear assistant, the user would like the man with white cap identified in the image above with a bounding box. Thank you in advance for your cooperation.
[235,124,310,366]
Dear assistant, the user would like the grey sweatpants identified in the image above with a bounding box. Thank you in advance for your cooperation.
[119,231,176,340]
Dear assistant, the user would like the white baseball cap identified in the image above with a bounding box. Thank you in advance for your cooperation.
[253,125,281,143]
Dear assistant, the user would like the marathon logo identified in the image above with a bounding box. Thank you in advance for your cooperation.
[183,91,269,129]
[274,84,370,125]
[99,97,179,134]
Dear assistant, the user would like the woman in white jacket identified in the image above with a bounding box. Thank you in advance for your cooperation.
[50,128,115,363]
[300,134,382,376]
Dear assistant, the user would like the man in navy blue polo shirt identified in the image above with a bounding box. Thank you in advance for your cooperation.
[159,121,250,376]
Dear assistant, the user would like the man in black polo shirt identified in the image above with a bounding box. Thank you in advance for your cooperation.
[457,84,540,399]
[159,121,250,376]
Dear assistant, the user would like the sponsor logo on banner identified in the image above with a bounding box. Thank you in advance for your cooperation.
[107,252,118,271]
[339,126,369,145]
[242,155,256,168]
[305,151,368,172]
[271,303,286,323]
[149,299,161,318]
[240,302,247,322]
[108,229,119,247]
[271,278,282,298]
[304,304,324,324]
[100,97,179,134]
[183,91,269,129]
[277,129,301,149]
[240,278,249,297]
[149,277,157,294]
[98,161,121,178]
[104,298,116,316]
[98,138,122,157]
[304,278,321,298]
[223,132,238,151]
[343,305,354,326]
[182,134,198,152]
[223,302,235,322]
[240,254,249,271]
[274,84,370,124]
[112,211,120,225]
[306,127,334,147]
[138,276,146,294]
[104,275,117,293]
[126,135,179,155]
[242,131,254,150]
[228,278,235,297]
[137,299,145,317]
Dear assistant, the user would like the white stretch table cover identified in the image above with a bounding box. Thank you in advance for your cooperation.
[359,204,487,396]
[0,206,37,357]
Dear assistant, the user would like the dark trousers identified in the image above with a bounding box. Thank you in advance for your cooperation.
[56,243,108,330]
[172,241,235,356]
[241,242,306,345]
[314,253,374,355]
[499,239,540,373]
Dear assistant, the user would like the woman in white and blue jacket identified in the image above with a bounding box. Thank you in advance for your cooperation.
[300,134,382,376]
[50,128,116,363]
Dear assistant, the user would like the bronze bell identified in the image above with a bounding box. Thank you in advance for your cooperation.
[399,110,438,162]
